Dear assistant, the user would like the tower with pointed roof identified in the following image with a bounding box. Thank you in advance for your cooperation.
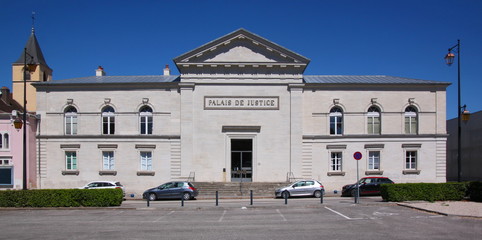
[12,27,52,112]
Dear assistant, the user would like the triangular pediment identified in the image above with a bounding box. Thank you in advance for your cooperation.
[174,29,310,66]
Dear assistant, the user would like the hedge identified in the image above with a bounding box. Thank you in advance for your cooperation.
[380,182,467,202]
[468,181,482,202]
[0,189,123,207]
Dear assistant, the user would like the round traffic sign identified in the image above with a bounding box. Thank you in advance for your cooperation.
[353,151,362,160]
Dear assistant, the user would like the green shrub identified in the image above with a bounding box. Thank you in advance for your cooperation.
[468,181,482,202]
[380,182,467,202]
[0,189,123,207]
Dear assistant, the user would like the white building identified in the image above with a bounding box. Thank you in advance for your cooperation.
[33,29,450,195]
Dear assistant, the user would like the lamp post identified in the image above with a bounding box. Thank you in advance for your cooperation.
[445,40,470,182]
[21,48,37,190]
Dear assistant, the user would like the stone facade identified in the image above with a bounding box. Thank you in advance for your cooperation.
[33,29,449,196]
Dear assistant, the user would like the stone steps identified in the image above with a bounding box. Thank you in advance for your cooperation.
[192,182,288,199]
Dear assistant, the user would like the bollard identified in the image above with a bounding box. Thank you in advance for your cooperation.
[320,191,323,204]
[147,197,150,207]
[284,192,288,205]
[250,190,253,205]
[181,194,184,207]
[216,191,219,206]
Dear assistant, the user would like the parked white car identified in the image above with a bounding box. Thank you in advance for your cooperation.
[81,181,125,197]
[275,180,324,198]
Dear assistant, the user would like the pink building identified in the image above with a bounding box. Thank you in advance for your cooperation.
[0,86,38,189]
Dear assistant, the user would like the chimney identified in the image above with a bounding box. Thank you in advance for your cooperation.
[163,65,170,76]
[96,66,106,76]
[1,87,11,104]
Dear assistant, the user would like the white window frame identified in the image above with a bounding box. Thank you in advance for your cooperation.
[329,107,343,135]
[0,132,9,150]
[102,106,115,135]
[404,106,418,134]
[64,107,78,135]
[140,151,153,171]
[139,106,153,135]
[330,152,343,171]
[367,106,381,134]
[102,151,115,170]
[405,150,417,170]
[65,151,77,170]
[368,151,380,170]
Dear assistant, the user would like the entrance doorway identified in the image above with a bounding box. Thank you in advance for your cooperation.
[231,139,252,182]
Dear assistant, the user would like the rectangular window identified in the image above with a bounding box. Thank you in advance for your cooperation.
[65,115,78,135]
[405,151,417,169]
[65,151,77,170]
[405,116,418,134]
[330,116,343,135]
[367,117,380,134]
[102,151,115,170]
[330,152,342,171]
[368,151,380,170]
[140,151,152,170]
[103,117,115,134]
[140,116,153,135]
[0,167,13,186]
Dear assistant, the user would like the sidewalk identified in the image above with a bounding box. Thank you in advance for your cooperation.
[397,201,482,218]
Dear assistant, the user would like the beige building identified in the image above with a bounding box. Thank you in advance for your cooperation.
[33,29,450,196]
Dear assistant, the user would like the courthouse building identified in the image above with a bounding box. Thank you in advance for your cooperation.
[31,29,449,195]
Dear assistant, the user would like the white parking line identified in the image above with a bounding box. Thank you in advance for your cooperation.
[218,210,227,222]
[153,211,174,222]
[324,206,356,220]
[276,209,287,221]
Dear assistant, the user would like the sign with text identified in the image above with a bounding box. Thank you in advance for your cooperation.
[204,96,279,110]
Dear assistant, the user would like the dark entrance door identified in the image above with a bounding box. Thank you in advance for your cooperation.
[231,139,252,182]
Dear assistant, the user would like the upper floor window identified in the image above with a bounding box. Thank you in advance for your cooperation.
[0,133,9,150]
[102,106,115,135]
[330,107,343,135]
[367,106,381,134]
[404,106,418,134]
[102,151,115,170]
[64,106,78,135]
[139,106,153,135]
[405,151,417,170]
[65,151,77,170]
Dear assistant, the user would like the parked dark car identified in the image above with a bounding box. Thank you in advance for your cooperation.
[275,180,325,198]
[341,177,394,197]
[143,181,198,201]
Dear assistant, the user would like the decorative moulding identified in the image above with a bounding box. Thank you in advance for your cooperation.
[137,171,155,176]
[62,170,79,176]
[99,170,117,176]
[402,170,421,175]
[365,170,383,175]
[327,172,345,176]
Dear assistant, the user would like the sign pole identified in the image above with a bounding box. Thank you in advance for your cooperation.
[353,151,362,204]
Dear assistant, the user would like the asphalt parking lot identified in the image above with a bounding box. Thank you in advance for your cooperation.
[1,197,481,240]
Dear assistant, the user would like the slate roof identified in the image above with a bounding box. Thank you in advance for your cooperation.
[303,75,450,85]
[13,31,50,69]
[34,75,180,85]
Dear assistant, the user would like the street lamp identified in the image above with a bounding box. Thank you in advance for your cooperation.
[445,39,470,182]
[21,48,37,190]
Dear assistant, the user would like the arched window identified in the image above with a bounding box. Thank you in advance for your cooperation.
[102,106,115,135]
[404,106,418,134]
[367,106,381,134]
[64,106,78,135]
[139,106,153,135]
[3,133,9,149]
[330,107,343,135]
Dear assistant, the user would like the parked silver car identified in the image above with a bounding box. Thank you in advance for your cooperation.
[275,180,324,198]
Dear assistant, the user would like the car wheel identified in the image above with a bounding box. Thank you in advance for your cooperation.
[182,192,191,200]
[313,190,322,198]
[149,193,156,201]
[282,191,290,199]
[351,189,358,197]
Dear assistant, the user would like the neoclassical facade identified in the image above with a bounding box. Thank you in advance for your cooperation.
[33,29,449,196]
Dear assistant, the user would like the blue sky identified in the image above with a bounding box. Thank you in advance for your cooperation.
[1,0,481,119]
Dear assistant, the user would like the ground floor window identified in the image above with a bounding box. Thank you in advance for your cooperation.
[0,167,13,187]
[140,151,152,171]
[330,152,342,171]
[405,151,417,169]
[368,151,380,170]
[102,151,115,170]
[65,151,77,170]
